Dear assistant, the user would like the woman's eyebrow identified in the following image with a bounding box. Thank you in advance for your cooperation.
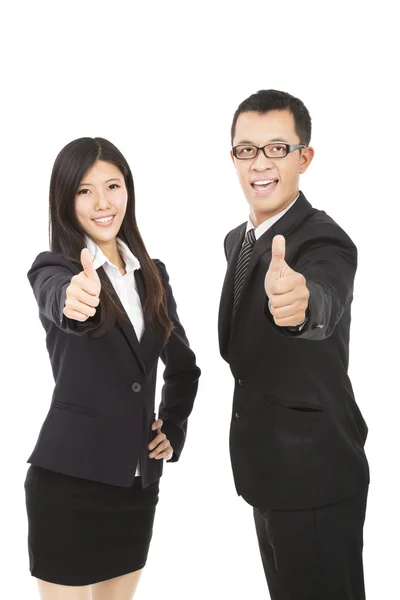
[78,177,122,186]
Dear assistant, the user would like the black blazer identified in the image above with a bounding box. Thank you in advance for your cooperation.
[27,252,201,488]
[218,192,369,510]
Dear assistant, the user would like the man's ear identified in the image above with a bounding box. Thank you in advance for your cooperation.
[299,146,314,174]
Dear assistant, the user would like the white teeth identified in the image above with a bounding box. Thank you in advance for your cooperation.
[94,216,113,223]
[253,180,275,185]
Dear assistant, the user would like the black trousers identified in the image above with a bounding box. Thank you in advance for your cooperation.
[253,484,368,600]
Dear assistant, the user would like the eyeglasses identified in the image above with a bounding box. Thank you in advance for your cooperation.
[232,143,305,160]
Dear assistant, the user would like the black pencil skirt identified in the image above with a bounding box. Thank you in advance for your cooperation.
[24,464,159,586]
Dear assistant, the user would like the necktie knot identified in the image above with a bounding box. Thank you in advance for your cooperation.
[245,228,256,246]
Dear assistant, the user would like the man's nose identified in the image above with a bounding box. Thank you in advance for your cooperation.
[251,149,274,171]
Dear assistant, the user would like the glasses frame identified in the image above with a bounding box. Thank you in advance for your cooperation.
[232,143,306,160]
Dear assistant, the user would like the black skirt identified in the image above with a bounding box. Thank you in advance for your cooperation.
[24,464,159,586]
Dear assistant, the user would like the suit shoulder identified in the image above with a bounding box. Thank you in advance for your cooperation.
[153,258,168,280]
[225,222,246,241]
[303,209,356,249]
[153,258,166,271]
[28,251,80,276]
[224,222,246,254]
[152,259,175,298]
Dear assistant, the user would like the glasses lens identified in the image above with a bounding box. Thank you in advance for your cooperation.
[235,145,257,159]
[265,144,287,158]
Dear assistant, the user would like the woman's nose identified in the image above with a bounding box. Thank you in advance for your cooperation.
[95,191,110,210]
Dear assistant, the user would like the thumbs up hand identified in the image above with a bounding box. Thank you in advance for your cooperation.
[80,248,100,283]
[265,235,309,327]
[63,249,101,322]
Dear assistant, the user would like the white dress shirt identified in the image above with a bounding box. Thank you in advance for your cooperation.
[85,237,144,341]
[85,236,144,476]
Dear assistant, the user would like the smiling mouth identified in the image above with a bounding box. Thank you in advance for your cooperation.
[251,179,278,191]
[92,215,115,226]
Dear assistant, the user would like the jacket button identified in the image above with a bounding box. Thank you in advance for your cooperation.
[131,383,141,393]
[237,378,243,386]
[234,412,240,420]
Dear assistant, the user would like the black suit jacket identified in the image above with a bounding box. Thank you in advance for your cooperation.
[218,192,369,510]
[27,253,200,488]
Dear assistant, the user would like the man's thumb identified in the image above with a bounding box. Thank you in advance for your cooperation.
[268,235,286,280]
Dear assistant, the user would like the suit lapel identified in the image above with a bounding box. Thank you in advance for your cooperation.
[133,269,164,369]
[98,267,146,372]
[218,225,246,360]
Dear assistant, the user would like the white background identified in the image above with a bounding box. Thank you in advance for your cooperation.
[1,1,398,598]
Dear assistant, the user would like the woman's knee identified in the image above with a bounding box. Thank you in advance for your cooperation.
[37,578,92,600]
[91,569,143,600]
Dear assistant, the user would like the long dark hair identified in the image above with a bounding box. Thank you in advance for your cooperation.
[49,137,173,341]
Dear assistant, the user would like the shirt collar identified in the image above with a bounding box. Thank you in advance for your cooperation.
[85,236,141,274]
[246,193,300,240]
[117,238,141,273]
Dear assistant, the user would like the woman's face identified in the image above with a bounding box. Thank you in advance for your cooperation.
[74,160,128,247]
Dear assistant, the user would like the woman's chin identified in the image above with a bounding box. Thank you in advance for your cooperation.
[88,223,120,243]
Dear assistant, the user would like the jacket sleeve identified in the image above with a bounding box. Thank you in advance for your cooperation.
[264,225,357,341]
[27,251,101,335]
[155,260,201,462]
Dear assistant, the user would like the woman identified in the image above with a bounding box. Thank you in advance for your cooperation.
[24,137,201,600]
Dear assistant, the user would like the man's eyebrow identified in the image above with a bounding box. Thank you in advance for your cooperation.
[78,178,122,186]
[235,138,289,145]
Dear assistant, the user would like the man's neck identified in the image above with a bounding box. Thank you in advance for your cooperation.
[250,192,300,228]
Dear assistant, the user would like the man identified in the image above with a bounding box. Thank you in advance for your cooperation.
[218,90,369,600]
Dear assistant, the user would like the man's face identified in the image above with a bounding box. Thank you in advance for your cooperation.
[231,109,314,226]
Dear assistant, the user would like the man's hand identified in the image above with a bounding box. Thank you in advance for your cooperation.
[148,418,174,460]
[63,248,101,322]
[264,235,309,327]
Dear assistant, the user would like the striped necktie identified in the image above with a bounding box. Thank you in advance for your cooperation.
[233,228,256,313]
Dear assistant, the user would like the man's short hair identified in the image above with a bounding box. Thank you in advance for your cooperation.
[231,89,312,146]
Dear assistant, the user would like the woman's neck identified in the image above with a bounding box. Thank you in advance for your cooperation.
[97,239,126,275]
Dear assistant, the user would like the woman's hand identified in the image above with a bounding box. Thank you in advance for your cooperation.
[148,418,173,460]
[63,249,101,322]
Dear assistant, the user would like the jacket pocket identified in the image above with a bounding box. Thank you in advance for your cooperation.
[53,400,100,417]
[262,395,324,413]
